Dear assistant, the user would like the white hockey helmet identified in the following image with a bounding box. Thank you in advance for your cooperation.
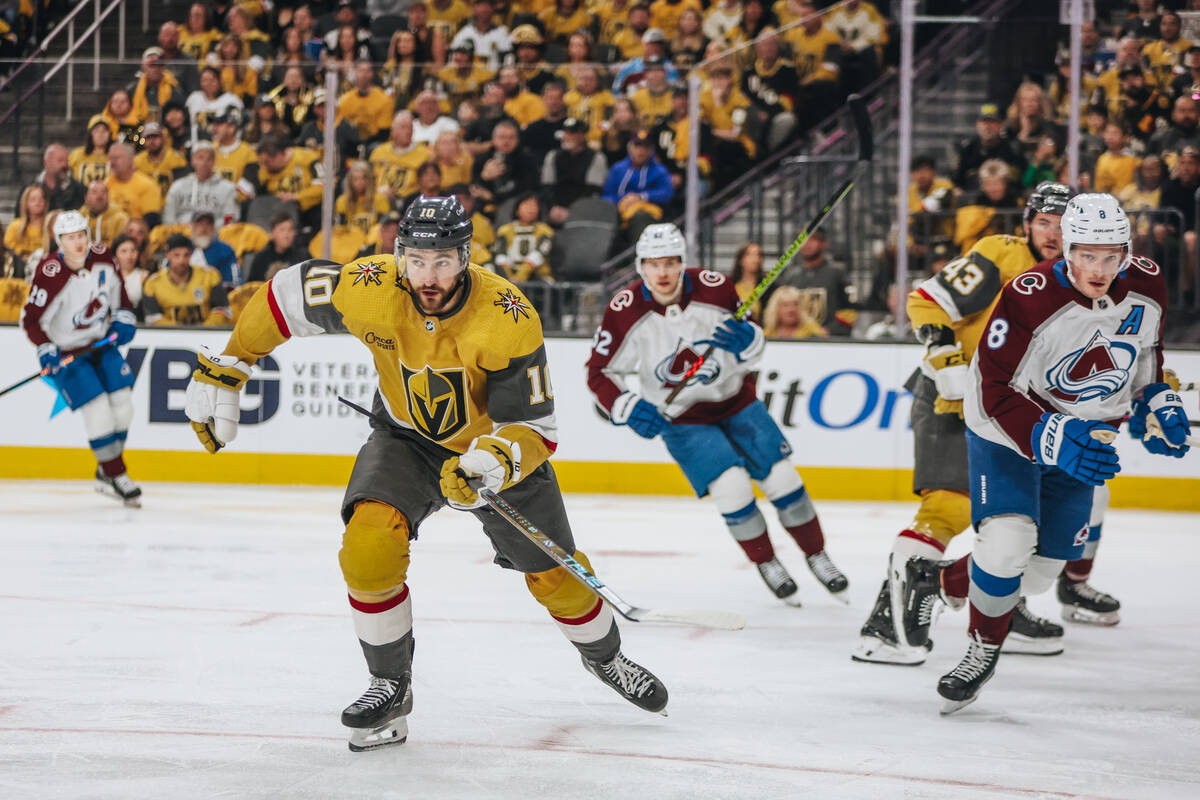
[1060,193,1131,276]
[52,210,88,245]
[635,223,686,277]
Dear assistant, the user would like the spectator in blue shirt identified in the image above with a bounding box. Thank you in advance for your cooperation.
[189,210,241,286]
[603,129,675,242]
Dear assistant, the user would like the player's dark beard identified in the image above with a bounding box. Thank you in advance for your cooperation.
[414,275,465,314]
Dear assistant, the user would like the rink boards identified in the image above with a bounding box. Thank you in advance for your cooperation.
[1,325,1198,510]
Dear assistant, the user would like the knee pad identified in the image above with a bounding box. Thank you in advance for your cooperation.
[526,549,600,620]
[969,514,1037,617]
[108,388,134,434]
[1020,555,1065,597]
[709,467,766,541]
[339,500,412,596]
[759,460,816,528]
[79,396,117,440]
[909,489,972,549]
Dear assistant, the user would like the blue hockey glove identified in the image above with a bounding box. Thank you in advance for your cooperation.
[610,391,669,439]
[109,311,137,346]
[699,317,759,362]
[37,343,62,372]
[1140,382,1190,458]
[1031,413,1121,486]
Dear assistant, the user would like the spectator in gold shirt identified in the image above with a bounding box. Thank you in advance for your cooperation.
[105,144,164,227]
[337,60,397,147]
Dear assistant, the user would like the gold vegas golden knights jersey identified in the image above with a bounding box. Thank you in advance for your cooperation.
[907,233,1040,363]
[220,257,558,470]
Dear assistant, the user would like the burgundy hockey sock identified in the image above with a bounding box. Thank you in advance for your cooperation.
[969,603,1014,646]
[98,456,126,478]
[784,518,825,556]
[942,555,970,600]
[738,531,777,564]
[1064,557,1093,583]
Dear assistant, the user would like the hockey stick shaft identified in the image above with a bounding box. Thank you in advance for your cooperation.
[0,333,118,399]
[661,94,874,407]
[336,395,746,631]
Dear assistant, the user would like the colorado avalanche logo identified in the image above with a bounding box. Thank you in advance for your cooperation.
[654,338,720,388]
[1045,330,1137,403]
[72,291,110,329]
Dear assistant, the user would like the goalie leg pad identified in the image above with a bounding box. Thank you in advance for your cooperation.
[968,514,1036,618]
[339,501,412,596]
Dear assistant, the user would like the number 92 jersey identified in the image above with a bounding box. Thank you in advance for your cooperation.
[219,256,559,469]
[908,234,1038,360]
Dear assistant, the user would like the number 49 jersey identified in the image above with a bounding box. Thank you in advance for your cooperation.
[965,256,1167,460]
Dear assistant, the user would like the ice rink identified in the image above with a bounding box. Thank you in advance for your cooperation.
[0,480,1197,800]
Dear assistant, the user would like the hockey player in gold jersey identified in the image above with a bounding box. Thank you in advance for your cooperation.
[853,182,1074,666]
[184,196,668,751]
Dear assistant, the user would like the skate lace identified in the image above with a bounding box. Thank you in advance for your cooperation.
[112,474,137,493]
[602,655,656,699]
[947,635,995,682]
[1072,582,1114,603]
[808,552,842,583]
[758,559,790,587]
[353,677,399,710]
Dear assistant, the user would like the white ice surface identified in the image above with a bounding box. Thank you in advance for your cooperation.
[0,481,1197,800]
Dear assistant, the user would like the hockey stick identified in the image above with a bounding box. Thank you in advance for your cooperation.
[336,396,746,631]
[661,93,875,408]
[0,333,118,400]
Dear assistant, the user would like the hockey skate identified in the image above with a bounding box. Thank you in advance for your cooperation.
[756,558,801,605]
[902,557,959,648]
[581,651,669,714]
[851,579,931,666]
[938,633,1000,715]
[1057,576,1120,625]
[1000,598,1064,656]
[806,551,849,602]
[95,469,141,508]
[342,675,413,752]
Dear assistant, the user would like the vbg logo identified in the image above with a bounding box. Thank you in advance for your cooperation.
[760,369,911,430]
[124,347,280,424]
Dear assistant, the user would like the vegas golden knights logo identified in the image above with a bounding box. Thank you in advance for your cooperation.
[401,363,468,441]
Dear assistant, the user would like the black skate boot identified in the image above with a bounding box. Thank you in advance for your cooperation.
[903,557,956,648]
[342,675,413,751]
[938,633,1000,715]
[1057,575,1120,626]
[581,651,669,714]
[806,551,849,601]
[756,558,801,605]
[95,468,142,507]
[1001,598,1064,655]
[851,579,930,665]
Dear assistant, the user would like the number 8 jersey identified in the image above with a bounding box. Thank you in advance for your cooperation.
[908,234,1039,364]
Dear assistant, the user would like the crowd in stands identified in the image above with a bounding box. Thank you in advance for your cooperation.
[1,0,892,329]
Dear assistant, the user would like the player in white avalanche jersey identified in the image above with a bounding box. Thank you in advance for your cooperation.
[901,194,1190,714]
[586,223,848,605]
[19,211,141,505]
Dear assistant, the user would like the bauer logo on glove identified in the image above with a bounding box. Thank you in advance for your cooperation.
[185,349,253,453]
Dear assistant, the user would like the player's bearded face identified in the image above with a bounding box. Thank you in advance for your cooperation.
[406,247,465,313]
[1067,243,1125,298]
[1029,213,1063,261]
[59,230,89,265]
[642,256,684,303]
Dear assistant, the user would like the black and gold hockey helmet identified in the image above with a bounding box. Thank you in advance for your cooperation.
[395,195,473,272]
[1024,180,1075,229]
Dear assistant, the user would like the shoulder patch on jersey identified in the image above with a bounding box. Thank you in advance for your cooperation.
[1129,254,1160,276]
[42,260,61,278]
[698,270,725,287]
[348,259,388,287]
[610,288,635,312]
[89,242,106,255]
[494,287,531,322]
[1012,271,1048,296]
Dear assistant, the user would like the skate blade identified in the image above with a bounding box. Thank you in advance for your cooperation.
[1001,633,1064,656]
[825,586,851,605]
[939,695,978,716]
[781,592,804,607]
[850,636,927,666]
[1061,606,1120,626]
[348,717,409,752]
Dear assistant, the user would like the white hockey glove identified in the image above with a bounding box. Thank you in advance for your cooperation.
[924,343,968,416]
[185,349,252,453]
[439,435,523,510]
